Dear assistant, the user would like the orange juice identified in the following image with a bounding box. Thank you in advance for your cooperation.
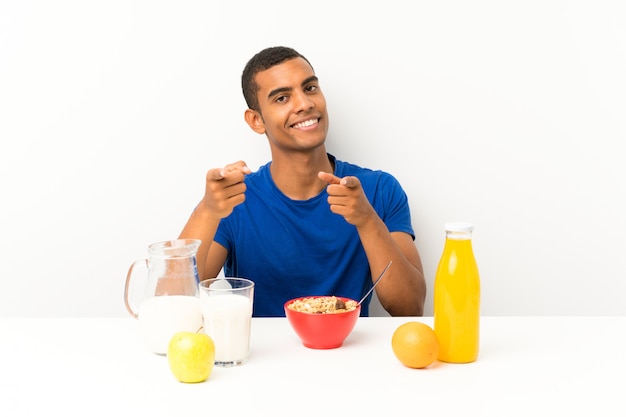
[434,222,480,363]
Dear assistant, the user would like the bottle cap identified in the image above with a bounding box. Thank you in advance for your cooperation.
[444,222,474,233]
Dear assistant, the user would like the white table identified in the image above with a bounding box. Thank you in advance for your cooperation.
[0,317,624,416]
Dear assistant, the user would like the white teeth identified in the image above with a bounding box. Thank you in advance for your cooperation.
[293,119,317,128]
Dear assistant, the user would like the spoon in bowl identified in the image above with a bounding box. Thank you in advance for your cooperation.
[357,260,392,306]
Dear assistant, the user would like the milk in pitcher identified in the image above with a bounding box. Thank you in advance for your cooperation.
[138,295,203,355]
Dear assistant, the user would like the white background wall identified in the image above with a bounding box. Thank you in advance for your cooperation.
[1,0,624,318]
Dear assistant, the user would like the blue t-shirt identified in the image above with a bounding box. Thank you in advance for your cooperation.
[214,154,414,317]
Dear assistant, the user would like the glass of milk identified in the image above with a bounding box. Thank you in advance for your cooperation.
[199,278,255,367]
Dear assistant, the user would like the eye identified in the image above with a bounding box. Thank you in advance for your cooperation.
[305,84,318,93]
[275,95,288,103]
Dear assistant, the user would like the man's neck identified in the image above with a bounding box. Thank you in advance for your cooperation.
[269,150,334,200]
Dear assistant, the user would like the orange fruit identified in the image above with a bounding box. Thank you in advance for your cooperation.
[391,321,439,369]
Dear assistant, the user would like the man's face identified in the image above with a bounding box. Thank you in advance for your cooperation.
[252,57,329,152]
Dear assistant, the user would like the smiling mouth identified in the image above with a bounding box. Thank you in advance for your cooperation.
[291,118,319,129]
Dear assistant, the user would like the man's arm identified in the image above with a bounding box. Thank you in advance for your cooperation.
[178,161,250,280]
[318,171,426,316]
[356,222,425,316]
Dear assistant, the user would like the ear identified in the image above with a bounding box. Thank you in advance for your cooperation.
[244,109,266,134]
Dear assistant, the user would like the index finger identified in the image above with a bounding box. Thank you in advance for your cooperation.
[207,167,226,181]
[220,161,251,178]
[318,171,341,185]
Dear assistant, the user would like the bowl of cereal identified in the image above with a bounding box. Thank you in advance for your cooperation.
[284,296,361,349]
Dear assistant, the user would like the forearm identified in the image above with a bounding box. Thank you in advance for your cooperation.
[178,204,221,280]
[356,216,426,316]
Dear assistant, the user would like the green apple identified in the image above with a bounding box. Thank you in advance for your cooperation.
[167,330,215,383]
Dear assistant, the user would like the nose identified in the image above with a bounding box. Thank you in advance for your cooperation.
[292,90,314,113]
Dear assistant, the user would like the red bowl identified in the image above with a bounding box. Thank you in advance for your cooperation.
[284,296,361,349]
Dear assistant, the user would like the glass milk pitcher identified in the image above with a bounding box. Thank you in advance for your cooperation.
[124,239,204,355]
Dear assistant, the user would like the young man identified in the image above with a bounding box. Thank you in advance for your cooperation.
[179,46,426,317]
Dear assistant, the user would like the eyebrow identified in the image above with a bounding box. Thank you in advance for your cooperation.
[267,76,319,101]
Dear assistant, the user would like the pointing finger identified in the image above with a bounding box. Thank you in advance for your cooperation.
[220,161,251,178]
[207,168,226,181]
[318,171,341,184]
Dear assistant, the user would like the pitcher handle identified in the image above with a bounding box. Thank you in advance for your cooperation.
[124,258,148,319]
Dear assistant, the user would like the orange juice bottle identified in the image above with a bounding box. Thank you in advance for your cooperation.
[434,222,480,363]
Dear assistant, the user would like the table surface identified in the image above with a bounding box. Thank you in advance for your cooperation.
[1,316,624,416]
